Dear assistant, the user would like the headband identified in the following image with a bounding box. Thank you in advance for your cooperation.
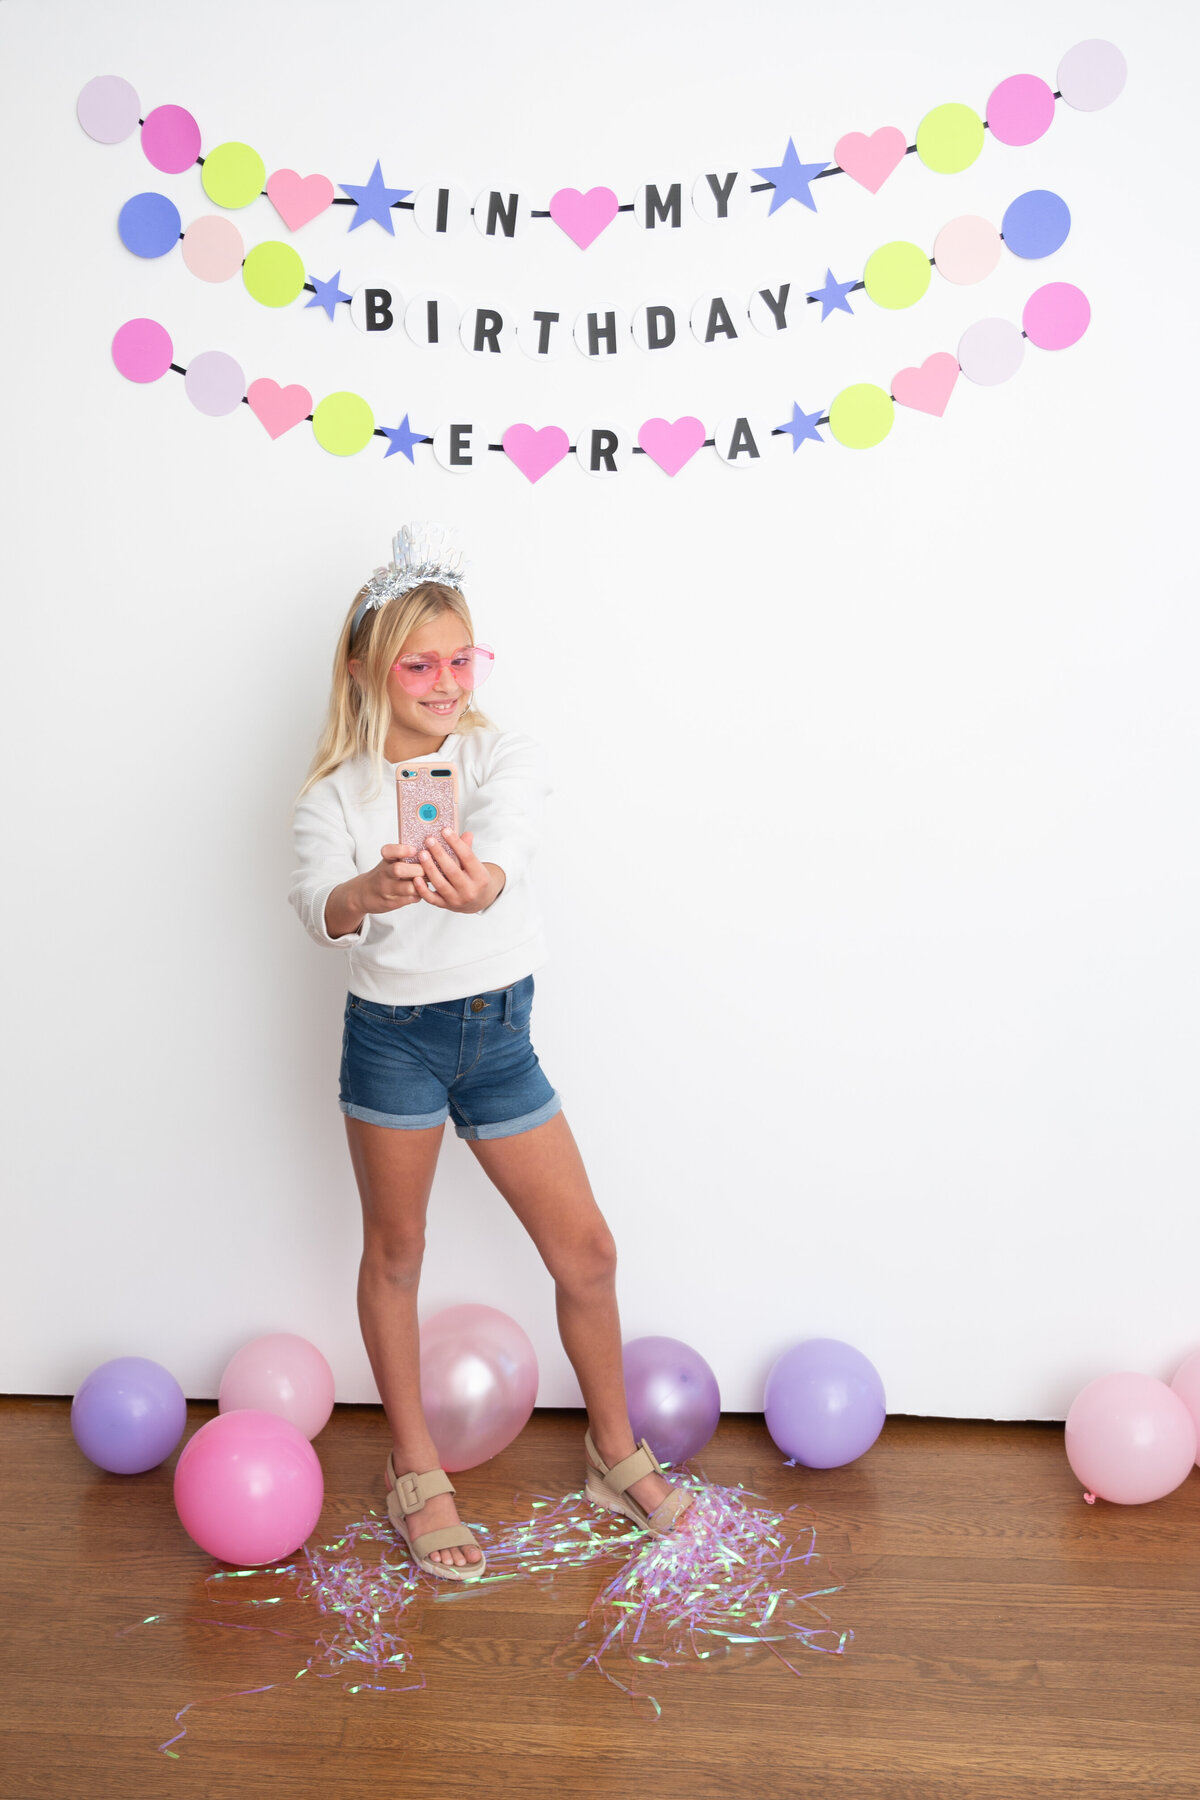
[350,521,467,640]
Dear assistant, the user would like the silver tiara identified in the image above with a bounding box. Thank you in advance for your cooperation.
[351,522,467,637]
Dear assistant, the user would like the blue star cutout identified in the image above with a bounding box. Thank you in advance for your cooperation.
[306,270,351,320]
[777,403,824,451]
[381,413,425,463]
[753,138,829,214]
[339,161,412,234]
[807,268,857,322]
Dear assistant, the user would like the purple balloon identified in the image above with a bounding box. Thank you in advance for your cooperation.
[764,1338,885,1469]
[623,1334,721,1465]
[71,1355,187,1474]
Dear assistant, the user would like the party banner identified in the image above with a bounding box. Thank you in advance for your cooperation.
[88,39,1121,485]
[79,38,1125,249]
[111,280,1092,476]
[112,184,1076,358]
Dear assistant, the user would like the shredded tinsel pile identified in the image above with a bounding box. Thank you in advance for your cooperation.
[118,1464,851,1755]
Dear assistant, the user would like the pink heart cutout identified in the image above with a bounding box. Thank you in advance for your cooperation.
[637,416,706,476]
[502,423,571,483]
[549,186,619,249]
[834,126,908,194]
[892,352,959,418]
[266,168,335,231]
[247,378,313,439]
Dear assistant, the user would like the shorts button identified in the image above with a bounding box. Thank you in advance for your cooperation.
[470,998,485,1012]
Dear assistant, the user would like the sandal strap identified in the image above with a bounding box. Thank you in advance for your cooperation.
[648,1486,694,1532]
[410,1523,479,1558]
[390,1460,456,1516]
[601,1437,663,1497]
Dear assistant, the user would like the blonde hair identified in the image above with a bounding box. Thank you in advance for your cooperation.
[298,580,494,798]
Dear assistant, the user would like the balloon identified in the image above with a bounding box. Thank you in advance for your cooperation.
[622,1335,721,1465]
[1065,1373,1197,1503]
[764,1338,885,1469]
[1169,1349,1200,1465]
[174,1409,324,1565]
[71,1355,187,1474]
[419,1304,538,1472]
[219,1332,335,1439]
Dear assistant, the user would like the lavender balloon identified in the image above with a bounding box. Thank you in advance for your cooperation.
[71,1355,187,1474]
[623,1335,721,1466]
[764,1338,885,1469]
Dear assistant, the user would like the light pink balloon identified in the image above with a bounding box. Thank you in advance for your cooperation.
[1065,1372,1197,1504]
[174,1409,323,1565]
[218,1332,335,1440]
[1170,1349,1200,1466]
[419,1304,538,1471]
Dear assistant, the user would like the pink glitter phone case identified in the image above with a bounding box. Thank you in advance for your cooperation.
[396,763,462,867]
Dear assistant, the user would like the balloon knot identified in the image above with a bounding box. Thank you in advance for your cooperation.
[1083,1492,1096,1505]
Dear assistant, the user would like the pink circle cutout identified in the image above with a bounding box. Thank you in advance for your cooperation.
[181,214,244,282]
[141,104,201,175]
[184,350,246,416]
[1023,282,1090,349]
[77,75,140,144]
[933,215,1002,285]
[986,74,1056,146]
[112,317,173,383]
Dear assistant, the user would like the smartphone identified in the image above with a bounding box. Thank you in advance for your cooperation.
[396,764,462,867]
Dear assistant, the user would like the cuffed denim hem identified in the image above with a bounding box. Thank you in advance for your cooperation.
[339,1100,450,1130]
[452,1089,563,1142]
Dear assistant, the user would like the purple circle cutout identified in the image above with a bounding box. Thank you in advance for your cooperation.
[117,191,182,258]
[141,104,201,175]
[957,317,1025,386]
[112,318,173,383]
[77,75,140,143]
[986,73,1056,146]
[1057,39,1127,112]
[1022,283,1090,350]
[184,350,246,416]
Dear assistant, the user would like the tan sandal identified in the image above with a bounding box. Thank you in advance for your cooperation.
[584,1428,695,1535]
[385,1454,487,1581]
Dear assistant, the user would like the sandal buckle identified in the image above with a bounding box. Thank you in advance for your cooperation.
[398,1472,423,1513]
[639,1437,664,1475]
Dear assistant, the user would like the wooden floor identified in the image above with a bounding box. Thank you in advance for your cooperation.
[3,1398,1199,1800]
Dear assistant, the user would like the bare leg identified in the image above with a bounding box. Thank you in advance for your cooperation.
[466,1110,676,1521]
[345,1116,482,1567]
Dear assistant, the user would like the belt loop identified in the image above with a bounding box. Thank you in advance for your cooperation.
[503,985,515,1026]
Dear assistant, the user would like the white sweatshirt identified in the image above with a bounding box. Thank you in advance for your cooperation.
[289,728,552,1004]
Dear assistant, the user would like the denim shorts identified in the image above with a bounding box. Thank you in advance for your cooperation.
[338,973,562,1140]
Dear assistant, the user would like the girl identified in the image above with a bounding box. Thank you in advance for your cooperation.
[290,523,695,1581]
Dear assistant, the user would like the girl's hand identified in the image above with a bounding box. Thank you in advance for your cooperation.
[357,844,424,913]
[413,828,503,913]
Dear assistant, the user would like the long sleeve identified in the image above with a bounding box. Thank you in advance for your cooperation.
[460,732,552,888]
[289,781,366,947]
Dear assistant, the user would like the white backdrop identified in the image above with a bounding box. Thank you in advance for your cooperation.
[2,0,1196,1419]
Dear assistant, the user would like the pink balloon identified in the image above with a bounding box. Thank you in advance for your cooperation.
[1170,1349,1200,1466]
[218,1332,335,1439]
[1065,1373,1197,1504]
[419,1304,538,1472]
[174,1409,324,1565]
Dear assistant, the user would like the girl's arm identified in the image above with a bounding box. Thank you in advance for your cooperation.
[457,733,553,899]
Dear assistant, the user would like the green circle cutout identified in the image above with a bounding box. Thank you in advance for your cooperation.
[312,391,376,456]
[863,240,932,310]
[915,103,985,173]
[201,140,266,209]
[828,384,894,450]
[242,240,306,308]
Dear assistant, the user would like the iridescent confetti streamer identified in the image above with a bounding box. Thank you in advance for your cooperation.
[118,1461,850,1754]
